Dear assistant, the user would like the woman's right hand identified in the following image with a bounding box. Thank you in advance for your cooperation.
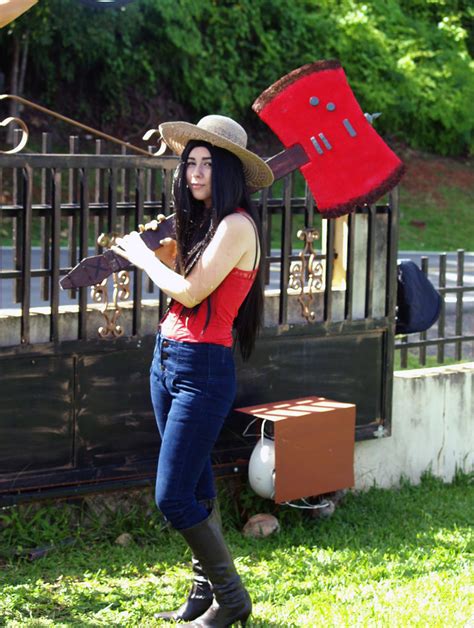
[139,215,177,268]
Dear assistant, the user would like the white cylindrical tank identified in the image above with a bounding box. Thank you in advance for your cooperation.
[248,436,276,500]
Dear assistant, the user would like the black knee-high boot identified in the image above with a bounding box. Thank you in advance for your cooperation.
[179,506,251,627]
[154,555,213,622]
[155,500,215,622]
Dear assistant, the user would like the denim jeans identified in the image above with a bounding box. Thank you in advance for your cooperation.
[150,332,236,530]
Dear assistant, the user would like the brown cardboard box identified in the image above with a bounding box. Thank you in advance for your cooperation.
[237,396,356,503]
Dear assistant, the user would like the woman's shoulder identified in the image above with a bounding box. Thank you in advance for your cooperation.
[219,210,254,232]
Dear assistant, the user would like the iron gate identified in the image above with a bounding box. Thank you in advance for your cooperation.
[0,150,399,505]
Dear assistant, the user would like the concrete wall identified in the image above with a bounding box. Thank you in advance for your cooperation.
[354,362,474,489]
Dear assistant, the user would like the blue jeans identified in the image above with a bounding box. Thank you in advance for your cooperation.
[150,332,236,530]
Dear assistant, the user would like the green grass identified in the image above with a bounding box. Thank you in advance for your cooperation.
[398,185,473,252]
[393,352,470,370]
[0,474,472,626]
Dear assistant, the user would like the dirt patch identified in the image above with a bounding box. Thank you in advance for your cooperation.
[397,146,474,207]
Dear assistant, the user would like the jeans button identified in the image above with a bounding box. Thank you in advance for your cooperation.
[162,352,169,360]
[163,340,170,347]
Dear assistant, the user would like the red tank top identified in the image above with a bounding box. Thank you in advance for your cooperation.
[160,211,258,347]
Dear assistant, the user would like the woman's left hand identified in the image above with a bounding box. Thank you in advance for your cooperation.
[112,231,156,270]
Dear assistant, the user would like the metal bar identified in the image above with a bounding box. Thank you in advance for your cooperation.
[40,133,52,301]
[68,136,79,204]
[133,169,145,335]
[158,168,173,321]
[364,203,376,318]
[40,132,52,205]
[78,169,89,340]
[304,181,315,287]
[50,170,61,342]
[395,334,474,349]
[13,130,23,303]
[124,162,132,204]
[419,256,429,365]
[94,140,102,205]
[0,153,177,170]
[120,145,127,203]
[11,128,19,205]
[144,157,157,295]
[148,145,158,203]
[386,186,402,378]
[455,249,464,360]
[259,188,270,288]
[383,188,399,438]
[108,168,117,235]
[345,211,355,320]
[279,174,292,325]
[68,136,79,300]
[385,192,399,322]
[20,166,32,344]
[266,198,273,285]
[436,285,473,294]
[304,180,315,229]
[323,219,335,322]
[437,254,446,363]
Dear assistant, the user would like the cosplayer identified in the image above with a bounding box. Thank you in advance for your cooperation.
[113,115,273,627]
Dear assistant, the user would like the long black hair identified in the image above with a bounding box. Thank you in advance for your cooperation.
[172,139,264,360]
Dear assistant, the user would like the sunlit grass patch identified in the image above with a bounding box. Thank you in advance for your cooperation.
[0,473,472,626]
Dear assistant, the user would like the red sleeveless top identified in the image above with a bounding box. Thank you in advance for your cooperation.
[160,211,258,347]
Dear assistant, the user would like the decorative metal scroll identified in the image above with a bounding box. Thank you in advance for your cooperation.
[0,116,29,154]
[288,227,324,323]
[91,233,130,338]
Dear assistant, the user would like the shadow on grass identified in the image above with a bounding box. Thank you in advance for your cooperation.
[0,473,472,626]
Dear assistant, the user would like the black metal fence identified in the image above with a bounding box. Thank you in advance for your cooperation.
[0,128,419,503]
[395,251,474,367]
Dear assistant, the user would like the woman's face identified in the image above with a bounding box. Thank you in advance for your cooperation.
[185,146,212,208]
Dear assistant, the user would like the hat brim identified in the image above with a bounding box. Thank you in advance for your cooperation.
[159,121,274,190]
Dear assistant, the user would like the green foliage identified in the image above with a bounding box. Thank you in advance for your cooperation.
[0,0,472,154]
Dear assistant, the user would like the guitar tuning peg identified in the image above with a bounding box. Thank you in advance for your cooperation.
[364,112,382,124]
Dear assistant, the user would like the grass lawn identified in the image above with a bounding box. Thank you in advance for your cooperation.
[0,473,472,627]
[397,150,474,252]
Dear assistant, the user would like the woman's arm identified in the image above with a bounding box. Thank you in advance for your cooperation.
[112,213,257,308]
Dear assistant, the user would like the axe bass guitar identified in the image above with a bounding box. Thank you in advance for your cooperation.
[60,214,176,290]
[60,59,405,290]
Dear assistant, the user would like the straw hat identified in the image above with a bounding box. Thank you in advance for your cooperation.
[159,115,274,190]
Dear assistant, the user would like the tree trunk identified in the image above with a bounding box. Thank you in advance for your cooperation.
[7,36,20,144]
[18,34,29,98]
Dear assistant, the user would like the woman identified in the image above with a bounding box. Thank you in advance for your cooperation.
[113,115,274,627]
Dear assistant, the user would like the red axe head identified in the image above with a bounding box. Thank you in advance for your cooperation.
[253,60,405,217]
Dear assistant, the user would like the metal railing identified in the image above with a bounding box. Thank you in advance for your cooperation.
[395,251,474,366]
